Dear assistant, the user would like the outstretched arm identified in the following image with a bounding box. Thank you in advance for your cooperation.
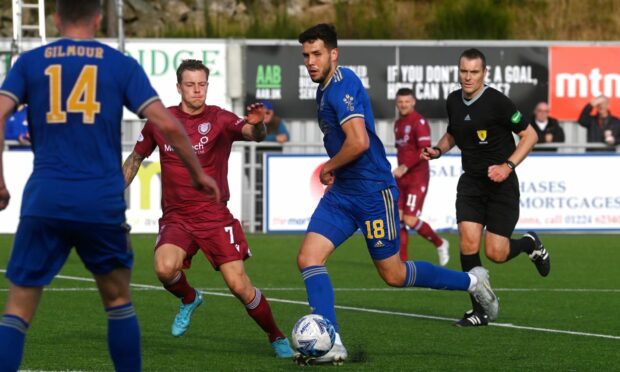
[122,150,146,189]
[242,102,267,141]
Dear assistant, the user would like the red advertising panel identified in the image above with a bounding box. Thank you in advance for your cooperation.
[550,46,620,120]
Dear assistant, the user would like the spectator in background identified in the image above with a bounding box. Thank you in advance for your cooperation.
[261,100,290,144]
[578,95,620,152]
[5,104,30,148]
[530,102,564,152]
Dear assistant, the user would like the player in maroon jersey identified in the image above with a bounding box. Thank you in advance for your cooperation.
[122,59,294,358]
[393,88,449,265]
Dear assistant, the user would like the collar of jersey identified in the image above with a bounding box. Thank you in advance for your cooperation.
[461,85,489,106]
[58,37,97,42]
[320,66,343,92]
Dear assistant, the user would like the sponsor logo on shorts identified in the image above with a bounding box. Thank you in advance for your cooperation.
[374,240,385,248]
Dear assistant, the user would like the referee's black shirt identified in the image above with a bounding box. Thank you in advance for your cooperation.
[447,86,529,177]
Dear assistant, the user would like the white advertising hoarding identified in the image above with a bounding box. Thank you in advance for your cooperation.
[113,39,229,117]
[0,39,229,116]
[264,154,620,233]
[0,151,242,233]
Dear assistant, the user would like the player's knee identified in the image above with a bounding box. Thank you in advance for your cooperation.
[484,246,506,263]
[403,216,419,228]
[154,260,180,282]
[297,252,319,270]
[378,269,405,287]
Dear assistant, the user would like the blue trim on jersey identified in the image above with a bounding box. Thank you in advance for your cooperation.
[0,38,160,223]
[315,66,395,195]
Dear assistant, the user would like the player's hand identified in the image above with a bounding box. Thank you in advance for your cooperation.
[393,164,408,179]
[421,147,439,160]
[0,185,10,211]
[192,173,221,203]
[319,166,334,186]
[488,163,511,183]
[244,102,265,126]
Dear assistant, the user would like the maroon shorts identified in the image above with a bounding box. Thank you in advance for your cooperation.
[155,219,250,270]
[397,179,429,218]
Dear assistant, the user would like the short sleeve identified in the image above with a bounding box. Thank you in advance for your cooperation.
[332,77,365,126]
[0,55,27,104]
[414,117,431,148]
[122,57,160,116]
[221,110,245,142]
[133,121,157,157]
[498,94,528,133]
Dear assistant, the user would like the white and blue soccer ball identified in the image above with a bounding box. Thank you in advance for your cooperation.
[291,314,336,357]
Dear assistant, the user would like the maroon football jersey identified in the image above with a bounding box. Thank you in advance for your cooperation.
[394,111,431,184]
[134,104,245,223]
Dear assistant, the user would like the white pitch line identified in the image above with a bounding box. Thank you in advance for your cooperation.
[2,272,619,340]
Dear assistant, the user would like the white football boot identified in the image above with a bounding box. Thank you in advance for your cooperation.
[437,238,450,266]
[314,332,348,365]
[468,267,499,321]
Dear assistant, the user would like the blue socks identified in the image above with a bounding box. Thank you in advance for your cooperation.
[301,265,339,332]
[403,261,470,290]
[0,314,28,372]
[106,303,141,372]
[0,306,140,372]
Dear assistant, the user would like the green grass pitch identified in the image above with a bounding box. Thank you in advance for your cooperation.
[0,233,618,371]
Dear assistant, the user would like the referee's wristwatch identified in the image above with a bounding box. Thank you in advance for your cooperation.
[505,160,516,171]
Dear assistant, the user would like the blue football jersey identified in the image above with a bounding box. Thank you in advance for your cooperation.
[316,66,395,194]
[0,38,159,223]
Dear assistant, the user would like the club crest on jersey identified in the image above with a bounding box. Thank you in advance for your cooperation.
[343,94,355,112]
[477,130,488,144]
[404,125,411,134]
[198,122,211,135]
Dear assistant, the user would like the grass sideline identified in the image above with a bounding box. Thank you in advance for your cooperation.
[0,233,618,371]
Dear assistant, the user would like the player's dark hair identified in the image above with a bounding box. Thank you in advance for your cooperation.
[459,48,487,70]
[176,59,210,83]
[396,88,415,98]
[56,0,102,24]
[298,23,338,49]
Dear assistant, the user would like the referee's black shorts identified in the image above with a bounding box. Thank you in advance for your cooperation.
[455,172,520,237]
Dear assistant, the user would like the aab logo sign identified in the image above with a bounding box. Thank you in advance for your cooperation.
[550,46,620,120]
[256,64,282,99]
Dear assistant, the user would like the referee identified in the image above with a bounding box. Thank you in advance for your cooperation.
[422,48,550,327]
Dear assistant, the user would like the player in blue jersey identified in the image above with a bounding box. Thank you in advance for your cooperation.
[0,1,219,371]
[295,24,500,365]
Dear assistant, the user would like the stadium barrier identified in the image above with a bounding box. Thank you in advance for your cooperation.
[264,153,620,233]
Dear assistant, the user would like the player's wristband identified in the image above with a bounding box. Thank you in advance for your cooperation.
[432,146,442,159]
[505,160,516,170]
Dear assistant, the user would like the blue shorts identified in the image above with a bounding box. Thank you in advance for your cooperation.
[6,216,133,286]
[307,187,400,260]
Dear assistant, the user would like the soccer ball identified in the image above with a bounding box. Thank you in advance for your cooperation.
[291,314,336,358]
